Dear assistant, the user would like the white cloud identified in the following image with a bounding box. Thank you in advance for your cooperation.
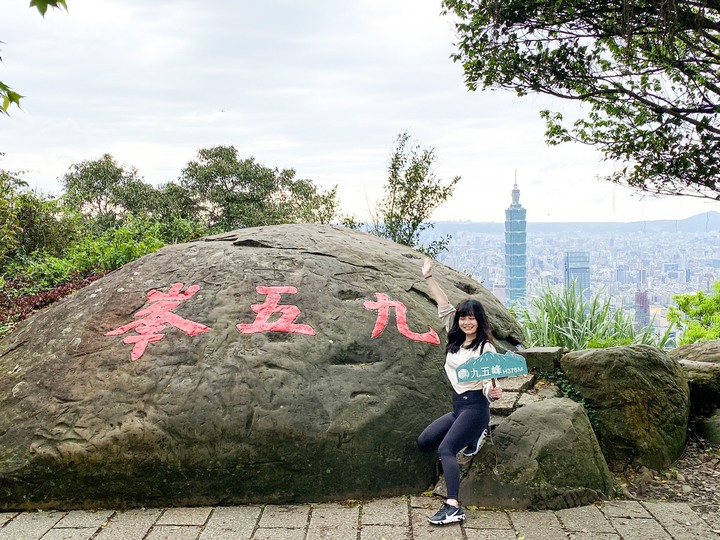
[1,0,717,222]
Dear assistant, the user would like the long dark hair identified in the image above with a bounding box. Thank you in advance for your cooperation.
[446,299,494,354]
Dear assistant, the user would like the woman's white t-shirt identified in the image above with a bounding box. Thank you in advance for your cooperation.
[439,303,497,399]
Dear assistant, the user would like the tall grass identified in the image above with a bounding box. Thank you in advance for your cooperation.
[514,282,673,350]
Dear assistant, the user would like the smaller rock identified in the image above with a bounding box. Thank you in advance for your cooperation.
[499,374,534,392]
[697,410,720,445]
[460,398,613,510]
[489,391,519,415]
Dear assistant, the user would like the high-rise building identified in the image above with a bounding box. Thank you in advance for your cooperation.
[505,181,527,305]
[564,251,591,297]
[634,289,651,329]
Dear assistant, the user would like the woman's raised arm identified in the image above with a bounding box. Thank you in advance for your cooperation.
[422,258,451,309]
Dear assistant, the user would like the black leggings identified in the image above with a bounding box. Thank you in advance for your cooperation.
[416,390,490,501]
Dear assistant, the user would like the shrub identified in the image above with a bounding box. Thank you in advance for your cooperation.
[516,282,672,350]
[668,282,720,344]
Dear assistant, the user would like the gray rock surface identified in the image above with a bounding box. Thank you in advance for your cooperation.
[520,346,566,372]
[459,398,614,510]
[678,359,720,411]
[697,409,720,444]
[669,340,720,364]
[561,344,690,471]
[0,224,524,509]
[670,341,720,411]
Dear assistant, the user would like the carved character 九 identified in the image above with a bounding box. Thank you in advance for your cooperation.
[363,292,440,344]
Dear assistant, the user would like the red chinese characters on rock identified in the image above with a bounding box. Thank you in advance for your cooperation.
[106,284,440,360]
[363,292,440,344]
[104,282,210,361]
[236,286,316,336]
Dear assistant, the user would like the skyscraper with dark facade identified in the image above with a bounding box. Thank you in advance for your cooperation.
[505,181,527,305]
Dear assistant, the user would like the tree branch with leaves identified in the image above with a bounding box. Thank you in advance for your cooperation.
[1,0,67,114]
[370,132,460,257]
[442,0,720,201]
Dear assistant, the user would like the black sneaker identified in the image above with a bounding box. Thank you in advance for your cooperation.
[427,503,466,525]
[462,428,488,457]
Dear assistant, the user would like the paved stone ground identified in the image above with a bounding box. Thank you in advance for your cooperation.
[0,497,718,540]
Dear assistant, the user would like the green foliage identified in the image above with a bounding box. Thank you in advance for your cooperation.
[541,369,601,435]
[370,132,459,257]
[151,182,202,223]
[0,81,23,115]
[156,217,217,245]
[2,1,67,114]
[29,0,68,16]
[3,216,164,293]
[61,153,144,219]
[1,147,340,340]
[0,170,26,265]
[441,0,720,200]
[1,170,89,272]
[516,282,672,350]
[179,145,340,230]
[668,282,720,344]
[15,192,84,258]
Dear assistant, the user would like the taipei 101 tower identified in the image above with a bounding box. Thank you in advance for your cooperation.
[505,180,527,305]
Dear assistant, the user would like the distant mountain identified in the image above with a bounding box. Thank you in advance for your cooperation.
[427,211,720,235]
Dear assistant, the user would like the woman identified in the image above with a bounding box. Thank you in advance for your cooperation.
[417,258,503,525]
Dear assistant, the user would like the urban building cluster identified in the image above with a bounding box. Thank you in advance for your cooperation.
[427,185,720,337]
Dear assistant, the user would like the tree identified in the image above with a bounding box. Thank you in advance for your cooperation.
[179,145,339,230]
[2,1,67,114]
[0,170,26,266]
[668,282,720,344]
[0,168,82,271]
[441,0,720,201]
[60,153,150,228]
[370,132,460,257]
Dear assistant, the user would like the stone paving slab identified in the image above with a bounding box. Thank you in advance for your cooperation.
[643,501,719,540]
[567,533,621,540]
[54,510,114,529]
[0,498,716,540]
[509,509,568,540]
[259,504,310,528]
[361,497,409,526]
[156,507,213,526]
[199,506,261,540]
[306,502,359,540]
[465,530,517,540]
[556,504,616,534]
[0,511,65,540]
[464,509,513,530]
[95,508,162,540]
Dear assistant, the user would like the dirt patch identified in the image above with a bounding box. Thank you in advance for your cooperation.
[616,433,720,530]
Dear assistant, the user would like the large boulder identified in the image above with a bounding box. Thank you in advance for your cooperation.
[560,345,690,471]
[0,224,524,509]
[669,341,720,412]
[458,398,613,510]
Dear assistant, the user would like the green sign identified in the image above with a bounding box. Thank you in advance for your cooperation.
[456,351,528,382]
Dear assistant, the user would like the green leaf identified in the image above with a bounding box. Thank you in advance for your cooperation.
[29,0,67,16]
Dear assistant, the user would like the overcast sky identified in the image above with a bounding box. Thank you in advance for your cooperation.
[2,0,718,223]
